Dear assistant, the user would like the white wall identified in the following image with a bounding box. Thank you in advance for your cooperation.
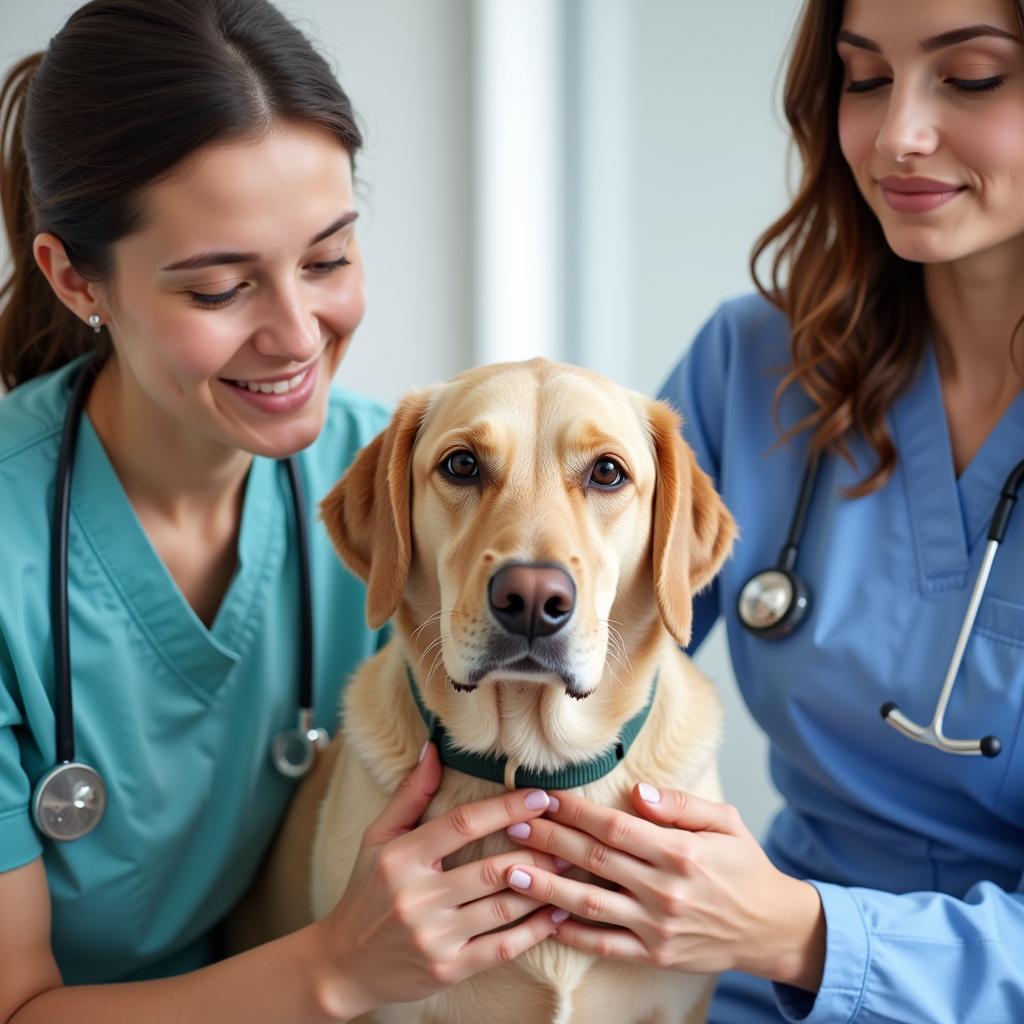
[0,0,804,837]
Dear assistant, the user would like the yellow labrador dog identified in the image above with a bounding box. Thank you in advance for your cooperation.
[267,358,734,1023]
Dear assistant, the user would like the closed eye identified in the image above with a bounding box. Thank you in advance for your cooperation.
[845,76,890,93]
[189,257,352,309]
[191,285,245,309]
[309,256,352,273]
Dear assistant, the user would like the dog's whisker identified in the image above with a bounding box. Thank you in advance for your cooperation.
[605,661,627,692]
[606,625,634,674]
[409,611,445,644]
[606,634,630,669]
[605,648,629,674]
[425,647,451,693]
[414,636,445,674]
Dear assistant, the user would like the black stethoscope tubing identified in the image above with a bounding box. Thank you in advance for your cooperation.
[35,360,323,843]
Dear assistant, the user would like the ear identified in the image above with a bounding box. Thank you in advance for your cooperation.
[321,390,433,629]
[33,232,106,325]
[647,399,736,646]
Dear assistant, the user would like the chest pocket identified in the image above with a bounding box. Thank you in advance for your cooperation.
[957,593,1024,821]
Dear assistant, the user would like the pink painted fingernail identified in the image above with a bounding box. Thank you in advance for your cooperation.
[507,823,532,840]
[639,782,661,804]
[546,795,561,813]
[551,908,570,924]
[554,857,571,871]
[525,790,550,810]
[509,869,532,889]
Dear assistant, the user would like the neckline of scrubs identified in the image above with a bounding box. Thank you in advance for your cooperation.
[68,413,286,702]
[892,341,1024,588]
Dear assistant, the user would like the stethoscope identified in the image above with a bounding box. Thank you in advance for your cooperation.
[737,451,1024,759]
[32,360,327,843]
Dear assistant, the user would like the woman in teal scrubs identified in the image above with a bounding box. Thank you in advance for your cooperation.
[0,2,563,1019]
[500,0,1024,1021]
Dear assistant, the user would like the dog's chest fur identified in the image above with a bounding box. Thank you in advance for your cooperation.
[311,644,723,1024]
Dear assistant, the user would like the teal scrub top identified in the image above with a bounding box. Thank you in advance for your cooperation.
[0,357,389,984]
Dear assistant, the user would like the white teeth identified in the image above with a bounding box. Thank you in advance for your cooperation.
[236,369,308,395]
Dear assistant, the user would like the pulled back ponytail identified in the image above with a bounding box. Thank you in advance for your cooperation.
[0,52,97,391]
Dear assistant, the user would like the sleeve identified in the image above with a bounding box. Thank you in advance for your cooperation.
[656,304,735,655]
[0,638,44,872]
[773,877,1024,1023]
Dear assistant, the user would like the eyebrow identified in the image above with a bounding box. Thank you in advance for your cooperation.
[837,24,1021,55]
[161,211,359,272]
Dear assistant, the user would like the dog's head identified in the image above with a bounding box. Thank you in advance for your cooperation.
[323,359,734,763]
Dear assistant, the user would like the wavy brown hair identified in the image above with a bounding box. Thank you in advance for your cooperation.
[752,0,1024,496]
[0,0,362,392]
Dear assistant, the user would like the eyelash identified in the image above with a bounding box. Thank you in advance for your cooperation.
[845,75,1006,95]
[189,256,352,309]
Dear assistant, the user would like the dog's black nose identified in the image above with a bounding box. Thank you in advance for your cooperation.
[488,562,576,640]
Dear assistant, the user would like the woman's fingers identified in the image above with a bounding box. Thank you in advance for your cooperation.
[456,889,547,937]
[504,865,643,931]
[396,787,553,865]
[502,816,649,891]
[544,789,674,868]
[441,848,570,905]
[629,784,746,836]
[549,920,651,963]
[460,906,568,976]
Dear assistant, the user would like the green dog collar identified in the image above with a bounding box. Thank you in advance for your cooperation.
[406,666,658,789]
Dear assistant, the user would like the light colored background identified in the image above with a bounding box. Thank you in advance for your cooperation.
[0,0,806,839]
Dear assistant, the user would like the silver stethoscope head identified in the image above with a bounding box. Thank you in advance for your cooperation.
[737,567,809,637]
[32,762,107,842]
[737,455,818,640]
[271,707,330,778]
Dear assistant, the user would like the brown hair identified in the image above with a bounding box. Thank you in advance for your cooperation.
[752,0,1024,495]
[0,0,363,391]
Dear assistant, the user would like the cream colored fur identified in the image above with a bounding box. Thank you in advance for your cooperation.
[269,359,734,1024]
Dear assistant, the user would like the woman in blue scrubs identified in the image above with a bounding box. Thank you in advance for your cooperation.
[0,1,563,1019]
[502,0,1024,1020]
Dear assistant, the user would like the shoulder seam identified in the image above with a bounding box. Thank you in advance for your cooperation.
[0,425,62,467]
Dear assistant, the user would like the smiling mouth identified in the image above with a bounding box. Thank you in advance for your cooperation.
[225,366,312,394]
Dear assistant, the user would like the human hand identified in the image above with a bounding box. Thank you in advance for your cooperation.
[315,745,569,1017]
[502,785,825,990]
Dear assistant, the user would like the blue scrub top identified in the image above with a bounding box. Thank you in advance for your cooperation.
[0,357,389,984]
[660,295,1024,1023]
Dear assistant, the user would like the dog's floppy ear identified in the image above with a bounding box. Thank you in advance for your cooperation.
[648,399,736,646]
[321,390,432,629]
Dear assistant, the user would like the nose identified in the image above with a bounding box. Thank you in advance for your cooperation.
[875,84,940,163]
[252,282,321,362]
[488,562,576,640]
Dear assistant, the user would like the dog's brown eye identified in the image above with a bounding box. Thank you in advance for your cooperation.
[590,458,626,488]
[443,450,479,481]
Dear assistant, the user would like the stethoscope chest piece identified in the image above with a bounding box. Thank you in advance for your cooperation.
[738,454,819,641]
[271,723,329,778]
[737,567,809,638]
[33,761,107,842]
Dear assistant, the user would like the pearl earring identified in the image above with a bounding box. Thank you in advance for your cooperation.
[87,313,102,334]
